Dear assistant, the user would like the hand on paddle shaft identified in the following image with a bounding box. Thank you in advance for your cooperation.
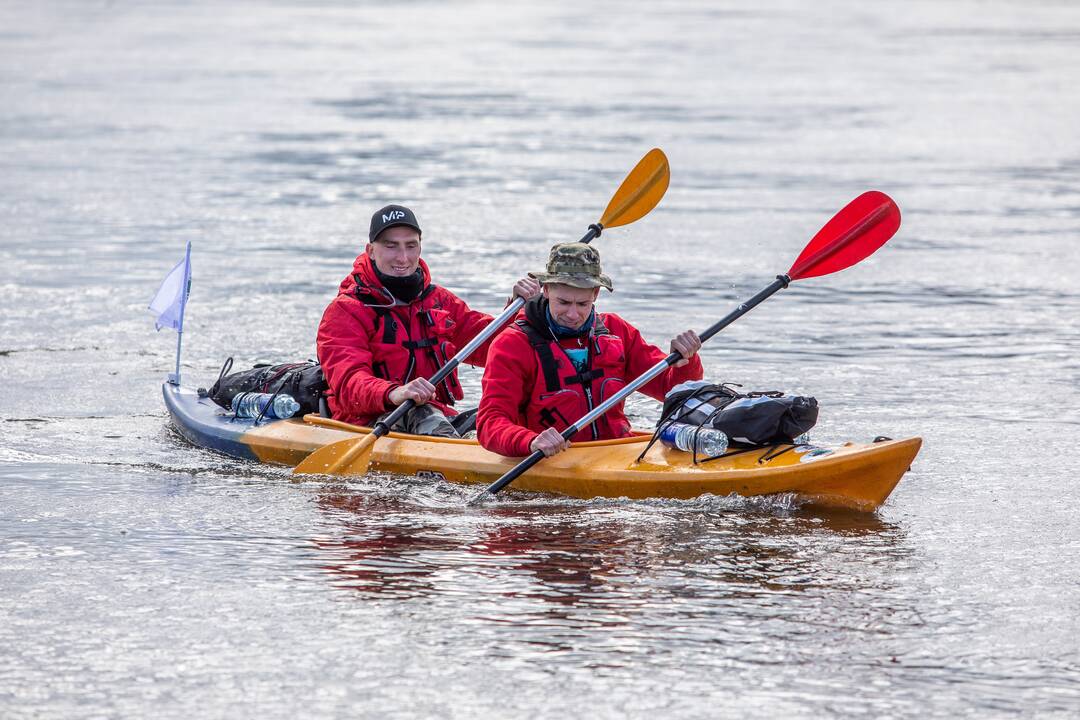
[530,428,571,457]
[387,377,437,407]
[292,148,672,477]
[469,190,902,504]
[669,330,702,368]
[513,278,542,304]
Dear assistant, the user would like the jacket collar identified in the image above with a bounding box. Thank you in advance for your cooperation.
[339,252,433,305]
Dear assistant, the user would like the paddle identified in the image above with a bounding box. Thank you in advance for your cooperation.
[293,148,671,477]
[468,190,901,504]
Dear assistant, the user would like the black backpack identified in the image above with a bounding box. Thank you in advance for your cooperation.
[204,358,328,416]
[659,381,818,446]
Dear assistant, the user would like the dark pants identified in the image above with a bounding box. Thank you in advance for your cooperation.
[376,404,460,438]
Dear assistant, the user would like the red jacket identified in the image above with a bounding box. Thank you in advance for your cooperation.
[478,298,704,457]
[316,253,496,427]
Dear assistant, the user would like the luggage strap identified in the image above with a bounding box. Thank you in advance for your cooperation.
[636,382,744,465]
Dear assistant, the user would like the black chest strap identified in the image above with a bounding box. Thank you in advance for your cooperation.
[354,275,398,344]
[516,320,562,393]
[564,368,604,386]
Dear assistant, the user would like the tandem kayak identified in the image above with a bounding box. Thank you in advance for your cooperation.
[163,382,921,512]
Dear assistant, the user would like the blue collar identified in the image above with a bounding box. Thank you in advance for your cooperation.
[546,306,594,339]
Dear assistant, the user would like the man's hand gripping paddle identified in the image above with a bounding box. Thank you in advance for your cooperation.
[292,149,671,478]
[468,190,901,504]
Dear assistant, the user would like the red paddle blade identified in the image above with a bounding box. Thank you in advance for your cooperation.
[787,191,901,281]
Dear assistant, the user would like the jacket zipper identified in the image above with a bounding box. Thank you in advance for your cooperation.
[582,384,599,440]
[538,389,575,401]
[583,340,599,440]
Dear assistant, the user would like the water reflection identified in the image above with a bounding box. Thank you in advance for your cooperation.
[305,487,927,685]
[310,488,907,614]
[312,490,450,598]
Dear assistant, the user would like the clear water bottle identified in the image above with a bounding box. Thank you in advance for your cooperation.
[231,392,301,420]
[659,422,729,457]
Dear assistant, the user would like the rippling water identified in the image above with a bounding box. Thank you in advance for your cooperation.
[2,1,1079,717]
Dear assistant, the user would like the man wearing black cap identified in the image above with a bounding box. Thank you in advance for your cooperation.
[316,204,539,436]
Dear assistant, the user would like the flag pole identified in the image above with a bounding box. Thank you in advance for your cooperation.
[169,241,192,386]
[171,326,183,385]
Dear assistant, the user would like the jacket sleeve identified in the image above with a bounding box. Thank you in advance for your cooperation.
[609,314,704,403]
[316,296,398,418]
[440,290,510,368]
[477,330,539,457]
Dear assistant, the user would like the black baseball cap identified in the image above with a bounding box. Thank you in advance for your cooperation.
[369,204,422,243]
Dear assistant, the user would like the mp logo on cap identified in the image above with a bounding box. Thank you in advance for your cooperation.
[383,210,407,222]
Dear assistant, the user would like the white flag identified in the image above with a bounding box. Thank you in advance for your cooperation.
[148,242,192,332]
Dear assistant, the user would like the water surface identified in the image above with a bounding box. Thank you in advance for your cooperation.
[2,1,1079,717]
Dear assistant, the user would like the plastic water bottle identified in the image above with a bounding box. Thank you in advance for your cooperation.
[659,422,729,457]
[231,392,301,420]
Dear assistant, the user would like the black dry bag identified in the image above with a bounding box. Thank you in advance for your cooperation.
[205,358,327,416]
[660,381,818,446]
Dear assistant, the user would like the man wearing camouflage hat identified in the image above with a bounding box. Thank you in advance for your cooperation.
[317,204,539,436]
[478,242,702,457]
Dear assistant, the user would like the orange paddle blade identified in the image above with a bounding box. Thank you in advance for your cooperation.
[293,432,378,476]
[599,148,670,228]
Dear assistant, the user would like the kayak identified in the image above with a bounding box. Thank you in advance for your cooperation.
[163,382,920,512]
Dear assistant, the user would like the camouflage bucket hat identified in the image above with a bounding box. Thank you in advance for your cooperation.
[529,242,614,291]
